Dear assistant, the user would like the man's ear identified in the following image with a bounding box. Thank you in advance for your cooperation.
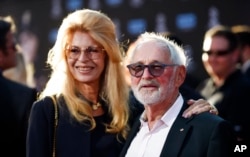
[176,65,186,86]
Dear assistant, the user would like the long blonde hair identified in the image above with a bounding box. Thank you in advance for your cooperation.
[39,9,129,138]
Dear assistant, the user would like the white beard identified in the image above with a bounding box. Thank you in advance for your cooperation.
[133,87,163,105]
[132,73,176,106]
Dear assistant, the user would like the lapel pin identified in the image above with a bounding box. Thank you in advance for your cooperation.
[180,128,184,132]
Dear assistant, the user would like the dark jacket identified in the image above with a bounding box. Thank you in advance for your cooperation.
[27,96,125,157]
[196,69,250,143]
[244,66,250,79]
[0,73,37,157]
[120,101,235,157]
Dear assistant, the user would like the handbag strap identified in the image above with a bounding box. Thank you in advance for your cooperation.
[50,95,58,157]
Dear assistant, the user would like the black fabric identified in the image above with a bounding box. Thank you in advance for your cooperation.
[120,102,236,157]
[196,69,250,144]
[27,95,124,157]
[245,66,250,79]
[0,72,37,157]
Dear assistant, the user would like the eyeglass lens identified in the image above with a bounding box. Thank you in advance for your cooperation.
[66,45,104,59]
[203,50,231,57]
[127,63,177,77]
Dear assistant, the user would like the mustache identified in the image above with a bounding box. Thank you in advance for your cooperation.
[138,80,159,89]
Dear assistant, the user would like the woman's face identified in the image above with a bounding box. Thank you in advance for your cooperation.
[66,31,106,85]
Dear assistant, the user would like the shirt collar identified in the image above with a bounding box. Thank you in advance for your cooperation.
[139,94,184,127]
[161,94,183,127]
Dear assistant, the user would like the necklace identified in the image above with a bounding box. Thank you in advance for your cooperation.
[76,93,102,110]
[92,102,102,110]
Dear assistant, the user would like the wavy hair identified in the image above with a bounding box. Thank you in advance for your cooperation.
[133,32,188,67]
[39,9,129,138]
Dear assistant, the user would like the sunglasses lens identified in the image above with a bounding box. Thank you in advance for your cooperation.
[127,64,144,77]
[127,63,170,77]
[204,50,231,56]
[148,65,165,77]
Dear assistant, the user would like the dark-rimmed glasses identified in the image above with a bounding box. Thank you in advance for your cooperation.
[127,63,178,78]
[66,45,105,60]
[203,50,232,57]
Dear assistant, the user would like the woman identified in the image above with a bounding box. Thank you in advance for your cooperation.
[26,9,216,157]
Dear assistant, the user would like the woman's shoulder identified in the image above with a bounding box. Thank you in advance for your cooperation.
[31,96,56,117]
[31,95,68,118]
[33,96,54,107]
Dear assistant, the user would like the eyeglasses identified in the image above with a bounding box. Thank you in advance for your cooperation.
[66,45,105,60]
[127,63,178,78]
[203,50,232,57]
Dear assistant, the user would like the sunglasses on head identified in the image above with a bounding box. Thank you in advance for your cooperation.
[203,50,232,57]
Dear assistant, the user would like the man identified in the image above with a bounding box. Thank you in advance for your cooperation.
[124,32,203,100]
[120,32,235,157]
[196,25,250,144]
[231,25,250,79]
[0,16,37,157]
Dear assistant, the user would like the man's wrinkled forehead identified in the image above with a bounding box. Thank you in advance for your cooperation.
[136,39,169,53]
[131,40,169,64]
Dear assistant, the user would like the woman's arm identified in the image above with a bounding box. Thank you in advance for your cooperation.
[182,99,218,118]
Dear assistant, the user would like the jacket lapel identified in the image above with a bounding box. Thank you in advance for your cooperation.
[121,102,193,157]
[160,103,192,157]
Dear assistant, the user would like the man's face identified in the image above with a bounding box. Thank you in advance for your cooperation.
[0,31,17,71]
[130,41,181,106]
[202,36,238,78]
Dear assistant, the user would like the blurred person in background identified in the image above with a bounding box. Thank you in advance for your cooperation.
[19,29,39,88]
[3,27,39,89]
[0,15,37,157]
[231,25,250,79]
[3,49,27,85]
[196,25,250,144]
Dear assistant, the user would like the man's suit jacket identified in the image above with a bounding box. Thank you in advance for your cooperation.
[245,66,250,79]
[0,73,37,157]
[120,101,235,157]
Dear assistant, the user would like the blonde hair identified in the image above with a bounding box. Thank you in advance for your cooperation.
[39,9,129,138]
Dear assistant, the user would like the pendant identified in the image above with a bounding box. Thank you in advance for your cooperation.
[92,102,102,110]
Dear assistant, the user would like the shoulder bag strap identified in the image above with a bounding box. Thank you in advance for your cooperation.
[50,95,58,157]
